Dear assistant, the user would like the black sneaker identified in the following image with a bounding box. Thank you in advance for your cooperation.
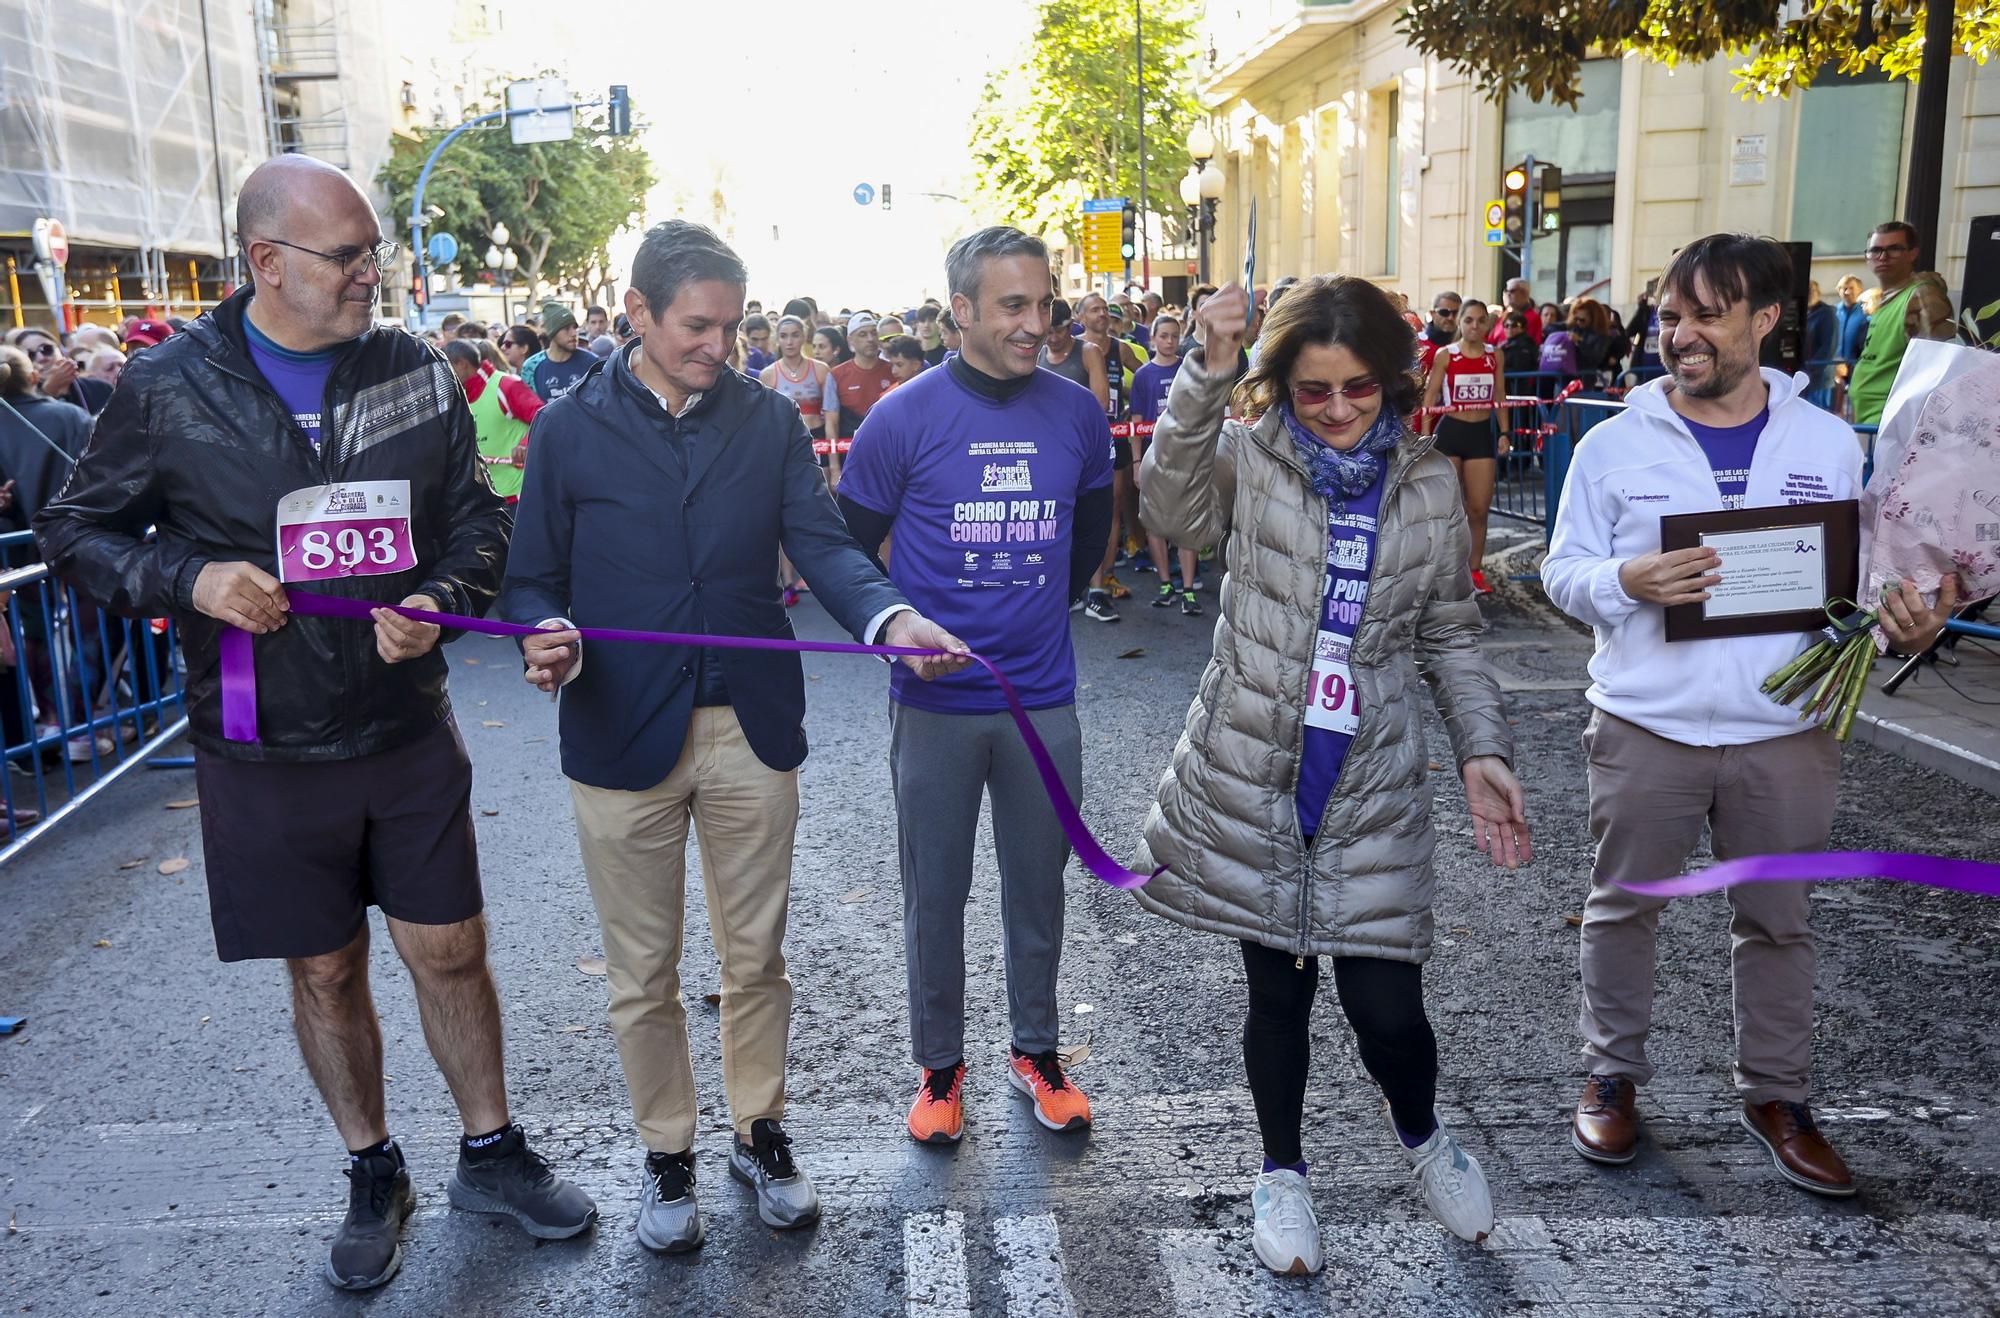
[325,1148,415,1291]
[1083,588,1120,623]
[1149,582,1176,608]
[1181,590,1203,617]
[446,1123,599,1240]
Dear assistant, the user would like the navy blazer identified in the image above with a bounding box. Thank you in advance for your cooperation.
[500,346,908,789]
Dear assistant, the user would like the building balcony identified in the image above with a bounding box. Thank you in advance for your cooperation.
[1200,0,1391,104]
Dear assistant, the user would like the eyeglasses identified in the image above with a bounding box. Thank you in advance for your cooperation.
[1433,307,1459,317]
[23,341,58,359]
[261,237,400,278]
[1291,378,1382,406]
[1864,244,1911,259]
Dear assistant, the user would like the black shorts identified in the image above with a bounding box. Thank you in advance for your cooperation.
[194,719,483,962]
[1112,427,1134,471]
[1433,414,1497,461]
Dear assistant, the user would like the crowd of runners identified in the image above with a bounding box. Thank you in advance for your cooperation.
[16,149,1969,1292]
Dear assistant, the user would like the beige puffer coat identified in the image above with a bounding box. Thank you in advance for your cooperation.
[1131,346,1513,962]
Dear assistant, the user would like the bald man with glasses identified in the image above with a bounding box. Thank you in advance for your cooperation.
[36,154,595,1292]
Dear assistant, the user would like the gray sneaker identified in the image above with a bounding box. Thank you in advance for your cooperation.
[727,1119,820,1229]
[636,1150,704,1254]
[446,1123,598,1240]
[325,1147,415,1290]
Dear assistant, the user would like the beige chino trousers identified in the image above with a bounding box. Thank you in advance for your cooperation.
[1577,709,1840,1105]
[569,706,799,1152]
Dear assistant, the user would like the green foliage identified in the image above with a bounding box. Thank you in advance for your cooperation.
[968,0,1202,239]
[1397,0,1998,106]
[380,79,655,302]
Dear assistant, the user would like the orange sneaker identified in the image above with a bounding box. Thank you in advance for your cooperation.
[1008,1049,1092,1132]
[907,1063,965,1144]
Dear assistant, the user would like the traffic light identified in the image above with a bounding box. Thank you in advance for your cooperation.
[607,85,631,136]
[1120,201,1137,261]
[882,182,893,211]
[1502,164,1529,244]
[1537,163,1563,233]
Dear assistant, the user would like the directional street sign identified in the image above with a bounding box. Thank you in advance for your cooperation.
[1484,199,1505,228]
[1081,197,1126,276]
[426,232,459,266]
[1484,229,1507,247]
[853,182,876,206]
[506,78,574,145]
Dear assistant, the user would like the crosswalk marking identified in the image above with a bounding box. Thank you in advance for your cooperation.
[904,1209,970,1317]
[993,1212,1080,1317]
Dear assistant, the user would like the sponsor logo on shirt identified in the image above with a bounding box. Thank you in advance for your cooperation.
[326,489,369,514]
[962,551,980,569]
[1621,489,1672,503]
[1024,552,1044,566]
[981,460,1033,492]
[991,552,1013,572]
[1331,536,1368,572]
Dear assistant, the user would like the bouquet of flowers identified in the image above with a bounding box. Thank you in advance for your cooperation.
[1763,342,2000,738]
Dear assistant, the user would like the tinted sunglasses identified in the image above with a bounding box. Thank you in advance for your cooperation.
[1291,378,1381,406]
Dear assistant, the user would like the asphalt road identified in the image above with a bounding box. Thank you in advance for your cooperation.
[3,565,1998,1316]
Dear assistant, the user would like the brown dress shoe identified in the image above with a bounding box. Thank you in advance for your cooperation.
[1741,1100,1856,1197]
[1571,1074,1638,1164]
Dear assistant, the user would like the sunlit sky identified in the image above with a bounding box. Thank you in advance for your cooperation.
[413,0,1042,308]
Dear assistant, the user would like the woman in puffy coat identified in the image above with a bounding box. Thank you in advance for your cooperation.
[1134,275,1532,1276]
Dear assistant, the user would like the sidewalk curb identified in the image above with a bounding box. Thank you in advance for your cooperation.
[1849,708,2000,797]
[1483,539,2000,797]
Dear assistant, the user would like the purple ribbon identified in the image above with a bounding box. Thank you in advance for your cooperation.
[1619,851,2000,899]
[218,591,1163,890]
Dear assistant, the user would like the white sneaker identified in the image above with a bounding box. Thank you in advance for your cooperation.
[1249,1168,1323,1275]
[65,733,112,763]
[1394,1110,1493,1243]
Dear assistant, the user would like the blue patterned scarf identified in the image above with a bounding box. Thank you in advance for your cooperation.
[1278,403,1403,513]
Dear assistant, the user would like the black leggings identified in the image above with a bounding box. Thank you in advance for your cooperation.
[1241,939,1437,1166]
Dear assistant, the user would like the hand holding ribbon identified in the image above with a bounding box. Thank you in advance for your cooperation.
[219,590,1162,890]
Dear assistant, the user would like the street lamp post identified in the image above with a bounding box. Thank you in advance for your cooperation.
[1185,123,1223,285]
[485,224,517,324]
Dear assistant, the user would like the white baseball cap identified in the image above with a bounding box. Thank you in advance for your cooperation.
[846,312,877,335]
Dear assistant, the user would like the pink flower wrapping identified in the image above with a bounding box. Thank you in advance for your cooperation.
[1860,350,2000,609]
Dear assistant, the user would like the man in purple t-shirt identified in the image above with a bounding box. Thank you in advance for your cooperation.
[837,227,1114,1148]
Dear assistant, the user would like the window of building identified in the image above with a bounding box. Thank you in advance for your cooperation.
[1790,67,1905,258]
[1383,86,1400,277]
[1502,57,1619,178]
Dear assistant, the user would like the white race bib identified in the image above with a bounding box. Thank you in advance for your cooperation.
[1304,630,1359,735]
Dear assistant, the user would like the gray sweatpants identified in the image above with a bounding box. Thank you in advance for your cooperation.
[889,701,1082,1069]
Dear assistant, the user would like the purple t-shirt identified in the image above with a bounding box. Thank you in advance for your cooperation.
[1130,357,1180,423]
[1684,409,1767,510]
[1297,469,1385,837]
[839,365,1113,714]
[244,312,335,449]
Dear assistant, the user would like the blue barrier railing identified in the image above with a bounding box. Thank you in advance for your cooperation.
[0,530,190,865]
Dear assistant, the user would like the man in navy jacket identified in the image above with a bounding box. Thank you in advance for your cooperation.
[500,219,965,1255]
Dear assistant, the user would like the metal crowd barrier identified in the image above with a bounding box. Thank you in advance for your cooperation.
[0,530,190,865]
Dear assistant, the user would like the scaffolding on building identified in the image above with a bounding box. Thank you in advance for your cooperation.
[0,0,267,325]
[253,0,355,170]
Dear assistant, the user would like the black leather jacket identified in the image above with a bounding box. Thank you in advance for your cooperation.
[33,287,511,761]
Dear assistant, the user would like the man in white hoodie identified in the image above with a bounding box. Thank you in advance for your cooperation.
[1544,234,1950,1197]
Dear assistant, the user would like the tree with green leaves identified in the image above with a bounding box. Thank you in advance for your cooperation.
[968,0,1202,244]
[380,80,656,308]
[1397,2,1997,268]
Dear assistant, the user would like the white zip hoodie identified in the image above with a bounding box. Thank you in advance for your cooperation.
[1543,368,1863,746]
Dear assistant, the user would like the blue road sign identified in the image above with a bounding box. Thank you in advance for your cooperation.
[1083,197,1125,213]
[853,183,876,206]
[426,232,459,265]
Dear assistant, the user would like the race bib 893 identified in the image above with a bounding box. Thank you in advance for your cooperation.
[274,480,416,584]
